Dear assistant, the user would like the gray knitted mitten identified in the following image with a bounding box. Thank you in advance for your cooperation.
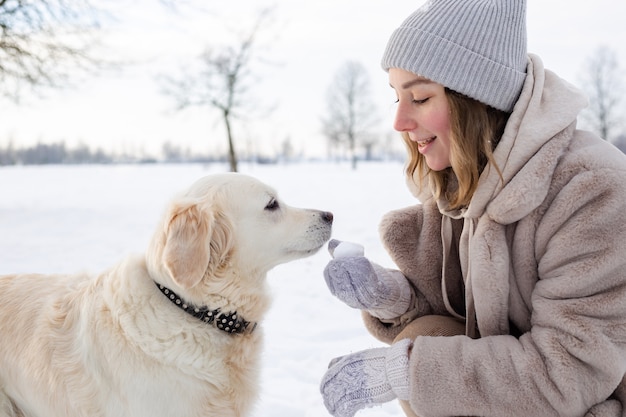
[323,239,411,319]
[320,338,412,417]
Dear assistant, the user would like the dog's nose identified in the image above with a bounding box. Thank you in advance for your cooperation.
[321,211,334,224]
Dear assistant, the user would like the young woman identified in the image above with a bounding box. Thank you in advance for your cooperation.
[319,1,626,416]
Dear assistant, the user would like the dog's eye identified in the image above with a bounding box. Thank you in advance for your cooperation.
[265,198,279,211]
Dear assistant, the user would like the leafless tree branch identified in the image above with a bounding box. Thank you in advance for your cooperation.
[160,8,275,172]
[579,46,624,141]
[322,60,379,169]
[0,0,107,101]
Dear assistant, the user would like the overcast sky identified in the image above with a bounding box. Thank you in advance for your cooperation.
[2,0,625,158]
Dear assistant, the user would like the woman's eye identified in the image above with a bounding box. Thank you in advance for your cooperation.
[393,97,429,105]
[265,198,279,211]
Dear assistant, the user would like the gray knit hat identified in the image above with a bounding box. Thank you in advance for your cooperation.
[381,0,528,112]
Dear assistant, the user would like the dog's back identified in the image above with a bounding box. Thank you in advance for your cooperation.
[0,271,101,416]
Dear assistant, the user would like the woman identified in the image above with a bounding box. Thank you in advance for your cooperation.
[320,0,626,416]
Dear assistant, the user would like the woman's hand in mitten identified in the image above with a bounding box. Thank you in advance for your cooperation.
[323,239,411,319]
[320,338,412,417]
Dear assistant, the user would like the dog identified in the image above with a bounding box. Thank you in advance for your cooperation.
[0,172,333,417]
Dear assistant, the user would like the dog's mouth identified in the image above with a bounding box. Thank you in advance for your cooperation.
[293,246,324,256]
[287,234,331,256]
[287,243,324,256]
[280,215,332,259]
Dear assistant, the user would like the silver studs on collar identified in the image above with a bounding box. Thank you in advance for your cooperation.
[155,283,256,335]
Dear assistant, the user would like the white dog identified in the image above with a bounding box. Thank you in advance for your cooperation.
[0,173,333,417]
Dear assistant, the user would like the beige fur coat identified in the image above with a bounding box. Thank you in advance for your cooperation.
[363,55,626,416]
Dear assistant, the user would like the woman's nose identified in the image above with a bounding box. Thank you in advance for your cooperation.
[393,107,415,132]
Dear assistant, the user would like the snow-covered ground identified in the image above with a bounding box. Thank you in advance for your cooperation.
[0,161,418,416]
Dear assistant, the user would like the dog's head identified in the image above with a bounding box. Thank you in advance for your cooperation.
[147,173,333,299]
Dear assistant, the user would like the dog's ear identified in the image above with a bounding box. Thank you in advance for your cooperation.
[162,201,233,289]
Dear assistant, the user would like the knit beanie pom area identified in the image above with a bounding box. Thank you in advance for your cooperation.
[381,0,528,112]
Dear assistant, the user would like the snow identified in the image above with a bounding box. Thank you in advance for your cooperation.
[332,241,365,258]
[0,161,417,417]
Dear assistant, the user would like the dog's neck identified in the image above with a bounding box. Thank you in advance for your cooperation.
[155,282,257,335]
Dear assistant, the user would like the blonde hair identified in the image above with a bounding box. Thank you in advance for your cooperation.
[404,89,509,209]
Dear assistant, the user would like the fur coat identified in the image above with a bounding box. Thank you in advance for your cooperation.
[363,54,626,416]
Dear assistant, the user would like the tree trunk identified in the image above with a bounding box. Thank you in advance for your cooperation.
[349,133,357,170]
[223,110,238,172]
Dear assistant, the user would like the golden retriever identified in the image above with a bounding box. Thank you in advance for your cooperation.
[0,173,333,417]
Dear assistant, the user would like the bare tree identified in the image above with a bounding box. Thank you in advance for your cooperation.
[0,0,105,101]
[579,46,624,141]
[160,9,273,172]
[322,61,378,169]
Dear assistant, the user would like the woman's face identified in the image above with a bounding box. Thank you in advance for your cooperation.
[389,68,452,172]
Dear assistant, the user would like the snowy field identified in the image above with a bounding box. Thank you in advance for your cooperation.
[0,161,418,417]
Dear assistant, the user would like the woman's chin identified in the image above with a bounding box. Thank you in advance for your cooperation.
[425,159,451,172]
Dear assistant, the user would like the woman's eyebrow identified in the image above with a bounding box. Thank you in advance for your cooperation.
[401,77,433,89]
[390,77,434,90]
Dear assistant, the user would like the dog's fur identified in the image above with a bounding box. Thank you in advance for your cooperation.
[0,173,333,417]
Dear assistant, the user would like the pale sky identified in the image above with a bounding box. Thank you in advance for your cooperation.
[2,0,625,159]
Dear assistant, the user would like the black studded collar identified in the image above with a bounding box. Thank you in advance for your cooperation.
[155,283,257,335]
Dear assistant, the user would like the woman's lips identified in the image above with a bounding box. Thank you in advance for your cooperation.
[416,136,436,148]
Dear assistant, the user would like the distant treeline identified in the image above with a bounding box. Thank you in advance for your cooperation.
[0,140,398,166]
[3,137,622,167]
[0,141,227,166]
[0,142,114,165]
